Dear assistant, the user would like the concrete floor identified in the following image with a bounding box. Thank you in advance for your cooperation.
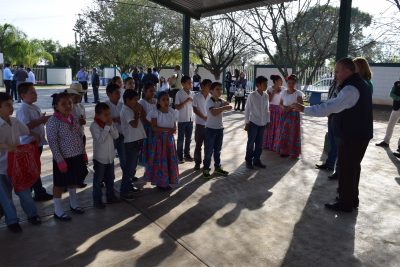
[0,88,399,267]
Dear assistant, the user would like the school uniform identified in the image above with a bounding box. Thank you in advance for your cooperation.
[192,92,210,166]
[264,86,284,151]
[120,105,147,194]
[175,89,194,161]
[139,98,156,164]
[245,90,270,165]
[90,120,119,204]
[145,108,179,187]
[105,100,125,170]
[0,117,38,225]
[16,101,49,197]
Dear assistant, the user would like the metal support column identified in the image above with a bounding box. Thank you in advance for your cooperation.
[182,14,191,76]
[335,0,352,61]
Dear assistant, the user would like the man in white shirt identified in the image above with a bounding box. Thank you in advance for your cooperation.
[2,63,13,96]
[26,68,36,84]
[192,79,211,170]
[245,76,270,169]
[175,75,194,163]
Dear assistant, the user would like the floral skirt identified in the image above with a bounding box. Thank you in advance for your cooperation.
[263,104,282,151]
[275,111,301,157]
[145,132,179,187]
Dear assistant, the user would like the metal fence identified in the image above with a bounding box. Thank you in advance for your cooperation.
[225,65,255,93]
[32,66,46,84]
[299,66,334,87]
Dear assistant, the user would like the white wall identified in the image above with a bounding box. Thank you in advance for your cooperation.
[46,68,72,85]
[104,67,117,79]
[370,66,400,105]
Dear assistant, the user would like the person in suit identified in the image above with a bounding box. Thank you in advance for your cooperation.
[91,68,100,103]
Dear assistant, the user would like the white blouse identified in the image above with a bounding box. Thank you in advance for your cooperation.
[138,98,156,115]
[267,86,285,105]
[146,108,178,128]
[281,89,304,106]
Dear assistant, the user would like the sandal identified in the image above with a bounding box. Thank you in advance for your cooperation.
[70,206,85,214]
[54,213,72,221]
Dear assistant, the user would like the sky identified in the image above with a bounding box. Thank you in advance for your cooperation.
[0,0,398,46]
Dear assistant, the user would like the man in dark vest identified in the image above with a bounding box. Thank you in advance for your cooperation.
[292,58,373,212]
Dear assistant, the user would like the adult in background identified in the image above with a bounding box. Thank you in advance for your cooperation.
[225,71,234,102]
[137,67,145,97]
[91,68,100,103]
[26,68,36,84]
[192,70,201,92]
[152,68,160,80]
[354,57,373,94]
[14,65,28,103]
[234,72,247,111]
[292,58,373,212]
[2,63,13,96]
[142,68,159,94]
[76,67,89,103]
[169,65,182,109]
[11,65,18,102]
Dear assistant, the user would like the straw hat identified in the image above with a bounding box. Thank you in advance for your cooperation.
[66,83,86,95]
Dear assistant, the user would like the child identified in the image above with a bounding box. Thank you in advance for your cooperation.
[123,77,136,97]
[275,74,304,158]
[109,76,123,89]
[175,75,194,164]
[192,79,212,170]
[90,103,120,208]
[16,82,53,201]
[138,82,157,165]
[0,92,41,233]
[66,83,87,188]
[264,75,284,151]
[203,82,232,178]
[120,90,146,199]
[145,91,179,191]
[105,83,125,173]
[245,76,269,169]
[46,92,88,221]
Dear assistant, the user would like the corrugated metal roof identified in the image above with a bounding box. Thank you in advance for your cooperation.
[150,0,291,19]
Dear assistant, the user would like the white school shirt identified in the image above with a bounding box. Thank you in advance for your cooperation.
[281,90,304,106]
[147,108,178,128]
[205,97,225,129]
[192,92,210,126]
[26,71,36,84]
[90,121,119,164]
[16,102,47,146]
[72,103,86,135]
[120,105,147,143]
[0,117,30,175]
[105,99,123,134]
[245,90,270,126]
[138,98,156,117]
[175,89,194,122]
[267,86,284,105]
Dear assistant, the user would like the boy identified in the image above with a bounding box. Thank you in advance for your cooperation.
[192,79,212,170]
[16,82,52,201]
[105,83,125,172]
[123,77,136,92]
[244,76,270,169]
[203,82,232,178]
[120,90,146,199]
[0,92,41,233]
[90,103,120,208]
[175,75,194,164]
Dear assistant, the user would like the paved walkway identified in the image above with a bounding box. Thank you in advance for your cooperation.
[0,87,399,267]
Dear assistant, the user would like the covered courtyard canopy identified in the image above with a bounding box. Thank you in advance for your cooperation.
[150,0,353,75]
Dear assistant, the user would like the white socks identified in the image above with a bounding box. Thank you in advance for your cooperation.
[53,198,63,216]
[68,188,78,209]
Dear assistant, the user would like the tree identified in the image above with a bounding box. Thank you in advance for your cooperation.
[191,18,250,80]
[0,23,26,64]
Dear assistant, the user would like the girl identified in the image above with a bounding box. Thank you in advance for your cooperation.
[109,76,123,89]
[275,74,304,158]
[145,91,179,191]
[353,57,373,94]
[46,92,88,221]
[159,77,170,92]
[264,75,284,151]
[139,83,157,165]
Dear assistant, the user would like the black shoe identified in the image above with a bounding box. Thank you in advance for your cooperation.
[78,183,87,189]
[28,216,42,225]
[254,161,266,169]
[70,206,85,214]
[94,202,106,209]
[246,162,254,169]
[120,187,142,199]
[194,164,201,170]
[178,158,185,164]
[33,192,53,202]
[324,202,353,212]
[393,152,400,158]
[328,172,339,180]
[315,164,334,171]
[7,223,22,233]
[184,155,194,162]
[375,141,389,147]
[54,213,72,221]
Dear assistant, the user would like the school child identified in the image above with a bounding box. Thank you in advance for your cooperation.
[109,76,123,89]
[175,75,194,164]
[0,92,41,232]
[245,76,270,169]
[275,74,304,158]
[138,82,157,165]
[105,83,126,173]
[120,90,146,199]
[264,75,284,151]
[203,82,232,178]
[46,92,88,221]
[16,82,52,201]
[65,83,87,188]
[123,77,135,91]
[192,79,212,170]
[145,91,179,191]
[90,103,120,208]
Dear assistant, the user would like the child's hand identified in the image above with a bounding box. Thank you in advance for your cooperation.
[41,113,50,124]
[79,115,86,125]
[106,118,113,126]
[225,105,233,111]
[57,161,68,173]
[186,97,193,103]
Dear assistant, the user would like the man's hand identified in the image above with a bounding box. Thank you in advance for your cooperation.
[291,103,305,113]
[244,123,250,131]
